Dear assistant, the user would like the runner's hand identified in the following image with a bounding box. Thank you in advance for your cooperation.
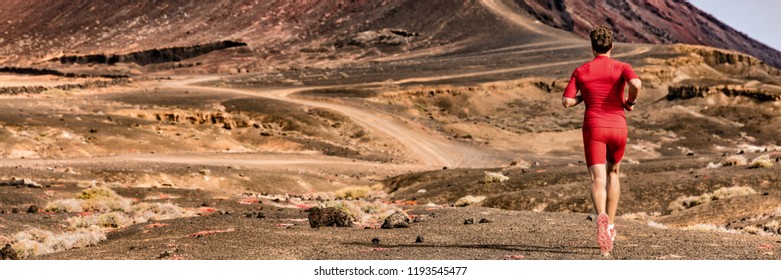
[623,100,635,111]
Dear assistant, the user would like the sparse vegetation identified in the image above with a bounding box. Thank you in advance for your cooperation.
[682,224,738,234]
[748,155,774,168]
[646,220,668,229]
[334,184,385,200]
[721,155,747,166]
[10,228,105,259]
[483,171,509,183]
[669,186,757,211]
[455,195,486,207]
[69,212,131,229]
[40,186,194,232]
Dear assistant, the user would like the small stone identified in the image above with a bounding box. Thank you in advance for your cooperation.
[586,215,595,222]
[11,208,19,214]
[255,212,266,219]
[479,218,493,224]
[464,218,475,225]
[260,132,272,137]
[89,128,98,133]
[415,236,424,243]
[198,169,211,176]
[200,203,209,207]
[27,205,38,213]
[219,210,229,215]
[442,166,448,170]
[157,249,178,259]
[1,244,19,260]
[372,237,381,244]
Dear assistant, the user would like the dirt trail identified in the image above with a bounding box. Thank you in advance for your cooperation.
[178,82,507,168]
[158,46,651,169]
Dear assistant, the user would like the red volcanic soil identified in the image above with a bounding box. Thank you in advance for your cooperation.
[515,0,781,68]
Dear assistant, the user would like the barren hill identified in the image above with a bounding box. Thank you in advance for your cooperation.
[516,0,781,68]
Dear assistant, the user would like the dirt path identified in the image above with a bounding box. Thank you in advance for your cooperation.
[157,45,651,169]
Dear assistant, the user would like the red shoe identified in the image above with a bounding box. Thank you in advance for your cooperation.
[597,213,613,255]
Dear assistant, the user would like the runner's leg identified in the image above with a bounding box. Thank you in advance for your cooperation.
[588,164,607,215]
[605,161,620,224]
[605,127,627,224]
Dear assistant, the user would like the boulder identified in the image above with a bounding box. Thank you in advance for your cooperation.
[381,211,410,229]
[307,206,354,228]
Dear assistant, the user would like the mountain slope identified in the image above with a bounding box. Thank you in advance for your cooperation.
[514,0,781,68]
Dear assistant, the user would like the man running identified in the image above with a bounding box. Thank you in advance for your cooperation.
[561,26,642,256]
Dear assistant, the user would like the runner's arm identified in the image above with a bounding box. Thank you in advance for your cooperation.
[624,78,641,111]
[562,69,581,108]
[562,95,583,108]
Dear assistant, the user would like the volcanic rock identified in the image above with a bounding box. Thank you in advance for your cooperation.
[307,206,354,228]
[381,211,410,229]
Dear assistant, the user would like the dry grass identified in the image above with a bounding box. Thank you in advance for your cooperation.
[483,171,509,183]
[69,212,131,229]
[46,187,133,213]
[749,155,774,168]
[721,155,747,166]
[455,195,487,207]
[13,187,195,258]
[647,220,668,229]
[45,187,193,229]
[682,224,738,234]
[669,186,757,211]
[10,228,105,259]
[334,184,385,200]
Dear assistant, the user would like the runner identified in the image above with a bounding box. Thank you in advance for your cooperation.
[561,26,642,256]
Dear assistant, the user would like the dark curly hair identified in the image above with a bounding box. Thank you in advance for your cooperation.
[590,26,613,54]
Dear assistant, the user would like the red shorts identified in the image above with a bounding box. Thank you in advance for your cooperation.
[583,127,627,167]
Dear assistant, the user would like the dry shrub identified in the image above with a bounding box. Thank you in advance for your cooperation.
[44,199,84,213]
[334,185,385,200]
[132,202,189,223]
[483,171,509,183]
[646,220,668,229]
[682,224,738,234]
[69,212,131,229]
[455,195,487,207]
[45,187,133,213]
[762,220,781,235]
[78,187,121,200]
[749,155,774,168]
[669,186,757,211]
[721,155,747,166]
[45,187,192,229]
[10,228,105,259]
